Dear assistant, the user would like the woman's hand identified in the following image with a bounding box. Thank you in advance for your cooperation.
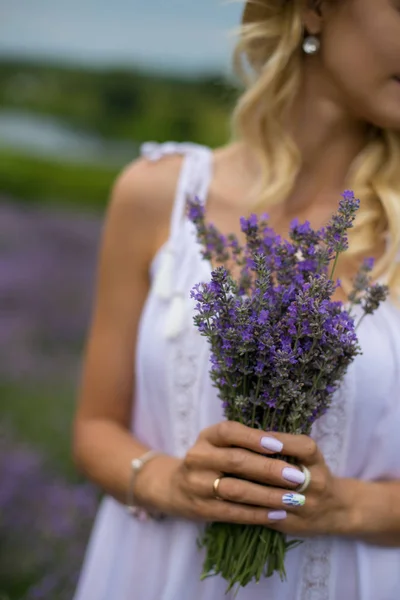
[136,421,351,536]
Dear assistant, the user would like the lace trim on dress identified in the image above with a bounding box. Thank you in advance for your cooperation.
[140,141,213,456]
[141,141,211,341]
[168,151,213,455]
[141,141,205,163]
[297,367,356,600]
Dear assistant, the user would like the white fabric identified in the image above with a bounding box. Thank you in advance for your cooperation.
[74,142,400,600]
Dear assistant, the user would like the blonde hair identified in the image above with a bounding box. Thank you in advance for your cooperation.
[232,0,400,297]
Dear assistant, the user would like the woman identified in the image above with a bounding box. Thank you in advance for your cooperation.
[73,0,400,598]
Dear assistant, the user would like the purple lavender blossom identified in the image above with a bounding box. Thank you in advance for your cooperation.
[188,192,386,434]
[324,190,360,254]
[0,425,98,600]
[188,197,230,263]
[187,191,388,591]
[188,191,387,433]
[0,200,101,385]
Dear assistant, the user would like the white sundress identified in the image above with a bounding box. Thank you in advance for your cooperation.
[74,142,400,600]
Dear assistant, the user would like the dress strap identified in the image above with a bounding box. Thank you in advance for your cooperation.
[140,141,214,339]
[141,140,213,241]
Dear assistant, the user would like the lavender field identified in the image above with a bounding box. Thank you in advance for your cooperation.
[0,199,102,384]
[0,45,236,597]
[0,199,104,599]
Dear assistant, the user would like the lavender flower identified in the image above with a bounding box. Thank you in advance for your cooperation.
[188,195,381,435]
[188,198,230,263]
[324,190,360,254]
[0,201,101,386]
[187,191,388,592]
[361,283,389,315]
[0,425,98,600]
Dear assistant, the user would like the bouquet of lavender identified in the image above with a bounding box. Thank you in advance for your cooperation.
[188,191,388,591]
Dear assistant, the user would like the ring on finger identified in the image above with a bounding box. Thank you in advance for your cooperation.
[296,464,311,494]
[212,475,225,500]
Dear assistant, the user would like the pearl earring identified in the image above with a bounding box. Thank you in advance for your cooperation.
[302,35,320,55]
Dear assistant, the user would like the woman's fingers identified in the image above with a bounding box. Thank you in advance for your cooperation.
[180,421,325,528]
[205,498,289,526]
[201,420,321,466]
[185,470,306,510]
[185,446,305,490]
[181,469,306,526]
[214,476,306,510]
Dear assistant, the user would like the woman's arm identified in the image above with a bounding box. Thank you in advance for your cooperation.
[337,478,400,547]
[72,154,183,506]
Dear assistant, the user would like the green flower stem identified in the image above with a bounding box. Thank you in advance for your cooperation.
[355,313,367,331]
[199,523,291,593]
[329,251,340,280]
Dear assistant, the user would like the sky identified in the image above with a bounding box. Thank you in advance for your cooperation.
[0,0,244,75]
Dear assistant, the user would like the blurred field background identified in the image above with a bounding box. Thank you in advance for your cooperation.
[0,2,241,598]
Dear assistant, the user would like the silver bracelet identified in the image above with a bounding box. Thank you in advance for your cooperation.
[126,450,163,520]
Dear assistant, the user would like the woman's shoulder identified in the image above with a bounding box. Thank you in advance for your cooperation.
[107,145,187,255]
[113,147,184,216]
[107,140,248,241]
[106,141,221,264]
[112,140,225,214]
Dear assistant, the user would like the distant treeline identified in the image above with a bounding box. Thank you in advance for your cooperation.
[0,59,239,148]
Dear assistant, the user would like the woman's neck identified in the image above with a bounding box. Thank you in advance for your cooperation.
[285,63,370,211]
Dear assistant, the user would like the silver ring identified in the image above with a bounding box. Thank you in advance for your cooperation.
[296,465,311,494]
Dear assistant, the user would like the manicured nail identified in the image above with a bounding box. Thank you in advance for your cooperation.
[282,492,306,507]
[260,436,283,453]
[268,510,287,521]
[282,467,305,485]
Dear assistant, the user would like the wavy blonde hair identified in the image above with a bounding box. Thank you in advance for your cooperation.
[232,0,400,297]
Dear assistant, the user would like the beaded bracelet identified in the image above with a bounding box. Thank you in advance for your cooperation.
[126,450,164,521]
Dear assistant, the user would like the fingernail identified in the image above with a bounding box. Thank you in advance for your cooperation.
[282,467,305,485]
[282,492,306,507]
[260,436,283,453]
[268,510,287,520]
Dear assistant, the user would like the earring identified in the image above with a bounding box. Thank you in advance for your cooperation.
[302,35,320,55]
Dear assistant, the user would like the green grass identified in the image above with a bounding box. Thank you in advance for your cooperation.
[0,148,119,209]
[0,59,236,207]
[0,381,80,481]
[0,59,236,146]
